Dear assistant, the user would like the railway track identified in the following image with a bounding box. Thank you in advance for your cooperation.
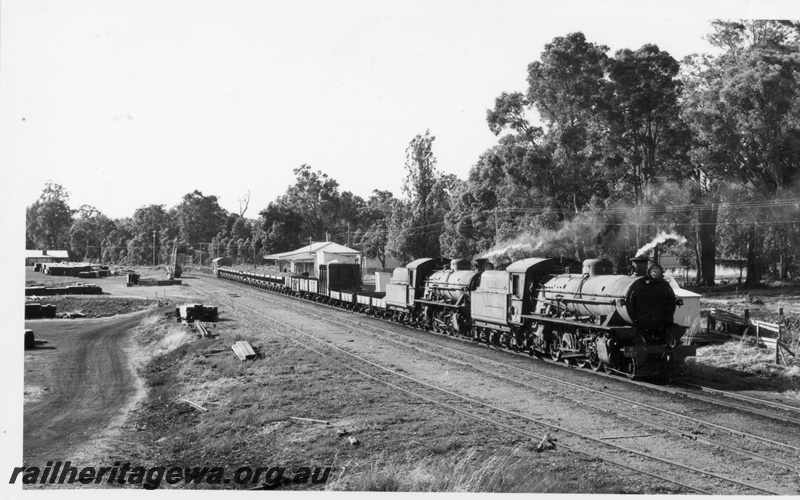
[202,272,800,426]
[189,273,799,494]
[200,275,800,465]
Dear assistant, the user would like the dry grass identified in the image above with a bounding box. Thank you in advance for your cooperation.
[327,447,607,493]
[120,312,674,493]
[684,336,800,392]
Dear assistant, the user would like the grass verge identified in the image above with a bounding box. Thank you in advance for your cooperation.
[112,313,688,493]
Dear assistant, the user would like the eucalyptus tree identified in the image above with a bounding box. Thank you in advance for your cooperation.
[358,190,395,268]
[682,20,800,286]
[69,205,113,262]
[387,130,454,262]
[26,182,74,250]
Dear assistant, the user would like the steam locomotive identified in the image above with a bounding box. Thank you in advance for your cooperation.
[214,255,696,379]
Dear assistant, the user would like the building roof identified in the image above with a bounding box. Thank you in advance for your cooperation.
[25,250,69,259]
[667,275,701,298]
[263,241,360,261]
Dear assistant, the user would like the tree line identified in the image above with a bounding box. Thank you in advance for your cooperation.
[26,21,800,287]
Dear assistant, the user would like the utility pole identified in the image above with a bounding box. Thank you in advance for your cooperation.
[347,223,351,248]
[152,230,156,266]
[494,208,499,245]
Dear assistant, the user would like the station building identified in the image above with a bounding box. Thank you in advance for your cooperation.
[264,242,362,277]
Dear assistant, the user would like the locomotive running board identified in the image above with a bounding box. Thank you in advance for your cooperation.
[414,299,465,309]
[521,313,635,333]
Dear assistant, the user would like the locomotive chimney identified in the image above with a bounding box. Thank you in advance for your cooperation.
[630,257,649,277]
[474,258,488,271]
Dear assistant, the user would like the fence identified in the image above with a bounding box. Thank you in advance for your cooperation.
[689,308,796,364]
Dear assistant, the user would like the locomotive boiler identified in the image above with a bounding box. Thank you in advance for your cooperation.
[417,259,482,335]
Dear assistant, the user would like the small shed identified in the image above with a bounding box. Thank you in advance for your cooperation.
[212,257,232,268]
[25,249,69,266]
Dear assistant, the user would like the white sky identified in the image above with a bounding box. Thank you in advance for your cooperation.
[5,0,800,224]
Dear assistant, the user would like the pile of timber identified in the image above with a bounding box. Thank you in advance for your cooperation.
[25,303,57,319]
[37,264,110,277]
[25,329,47,349]
[135,278,182,287]
[25,283,102,296]
[175,303,218,322]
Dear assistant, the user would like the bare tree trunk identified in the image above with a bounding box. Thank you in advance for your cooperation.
[694,239,702,285]
[745,222,762,288]
[698,202,718,286]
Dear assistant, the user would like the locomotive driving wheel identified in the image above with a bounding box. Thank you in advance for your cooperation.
[626,358,638,379]
[509,327,523,352]
[433,309,448,334]
[548,328,562,362]
[559,332,577,365]
[578,337,601,371]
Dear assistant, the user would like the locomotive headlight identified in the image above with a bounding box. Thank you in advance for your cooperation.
[647,265,664,280]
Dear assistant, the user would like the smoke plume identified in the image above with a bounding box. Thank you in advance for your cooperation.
[480,211,607,265]
[634,231,687,257]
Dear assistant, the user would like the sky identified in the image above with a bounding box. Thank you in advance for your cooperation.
[5,0,800,226]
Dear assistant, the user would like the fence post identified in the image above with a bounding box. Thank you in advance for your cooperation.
[777,323,782,365]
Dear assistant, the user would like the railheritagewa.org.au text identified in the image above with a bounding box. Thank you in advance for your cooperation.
[10,461,332,489]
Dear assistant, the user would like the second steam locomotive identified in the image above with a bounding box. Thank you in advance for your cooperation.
[215,255,696,379]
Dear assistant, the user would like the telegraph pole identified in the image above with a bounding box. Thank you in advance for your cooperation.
[494,208,499,245]
[152,230,156,265]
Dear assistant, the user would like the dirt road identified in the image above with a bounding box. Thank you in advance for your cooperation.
[24,312,146,462]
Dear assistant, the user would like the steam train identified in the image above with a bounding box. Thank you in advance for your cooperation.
[214,256,696,379]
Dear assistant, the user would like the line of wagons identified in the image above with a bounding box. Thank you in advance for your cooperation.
[213,256,697,379]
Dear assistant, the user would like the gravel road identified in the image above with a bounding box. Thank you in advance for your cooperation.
[24,312,147,462]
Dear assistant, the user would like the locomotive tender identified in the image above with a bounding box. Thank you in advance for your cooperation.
[214,255,696,379]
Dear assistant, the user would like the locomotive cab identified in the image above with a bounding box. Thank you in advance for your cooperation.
[472,258,581,330]
[385,258,450,312]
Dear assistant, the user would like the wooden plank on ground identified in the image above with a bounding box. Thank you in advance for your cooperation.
[231,341,256,361]
[238,340,256,358]
[231,343,247,361]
